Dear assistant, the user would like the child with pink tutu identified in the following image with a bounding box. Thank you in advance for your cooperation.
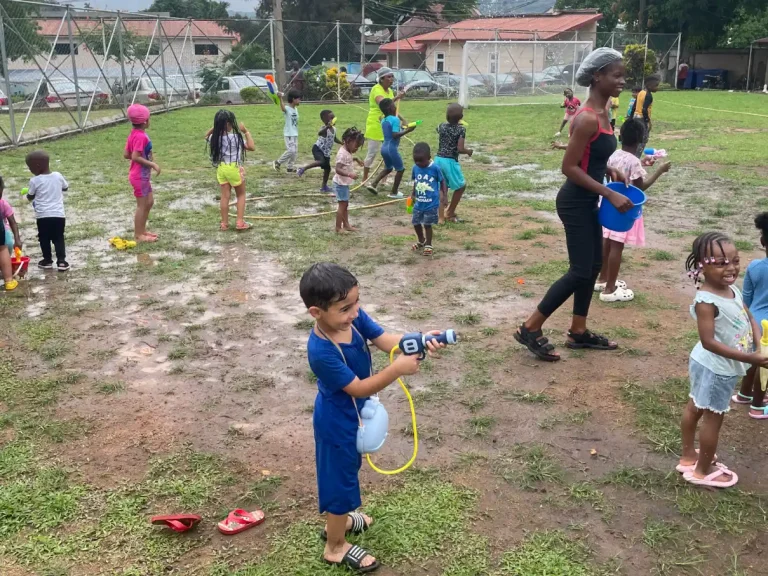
[595,118,671,302]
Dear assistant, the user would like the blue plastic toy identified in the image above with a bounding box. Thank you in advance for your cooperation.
[399,329,458,359]
[599,182,646,233]
[644,147,655,156]
[356,396,389,454]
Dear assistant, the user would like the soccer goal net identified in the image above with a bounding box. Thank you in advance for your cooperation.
[459,40,594,107]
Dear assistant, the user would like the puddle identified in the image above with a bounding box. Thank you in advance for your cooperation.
[169,196,217,211]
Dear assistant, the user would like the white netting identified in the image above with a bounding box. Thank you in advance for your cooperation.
[459,40,594,107]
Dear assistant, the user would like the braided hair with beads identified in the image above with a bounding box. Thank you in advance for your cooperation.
[686,231,732,284]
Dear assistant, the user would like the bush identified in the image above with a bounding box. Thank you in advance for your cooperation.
[239,86,266,104]
[623,44,657,87]
[198,94,221,106]
[198,65,224,94]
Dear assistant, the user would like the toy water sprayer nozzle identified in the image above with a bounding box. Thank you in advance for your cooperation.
[399,329,458,359]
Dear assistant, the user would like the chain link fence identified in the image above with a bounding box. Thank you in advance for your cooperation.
[0,0,684,148]
[596,32,681,89]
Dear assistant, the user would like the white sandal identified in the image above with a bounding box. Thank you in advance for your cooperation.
[594,280,627,293]
[600,286,634,302]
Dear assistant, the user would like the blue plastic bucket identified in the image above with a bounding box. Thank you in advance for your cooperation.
[599,182,646,233]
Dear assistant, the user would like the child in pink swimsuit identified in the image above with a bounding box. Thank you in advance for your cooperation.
[124,104,161,242]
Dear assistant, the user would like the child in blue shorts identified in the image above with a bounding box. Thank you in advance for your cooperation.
[410,142,446,257]
[301,262,443,572]
[434,103,473,224]
[366,98,415,199]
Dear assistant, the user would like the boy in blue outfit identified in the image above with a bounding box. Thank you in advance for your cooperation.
[301,262,444,573]
[410,142,446,257]
[366,98,415,199]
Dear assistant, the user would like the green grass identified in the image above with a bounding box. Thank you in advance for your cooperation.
[621,377,688,453]
[495,444,563,491]
[499,530,597,576]
[648,249,676,261]
[505,390,553,404]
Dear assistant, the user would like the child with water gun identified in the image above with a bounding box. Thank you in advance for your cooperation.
[205,109,255,231]
[332,127,365,234]
[26,149,69,271]
[297,110,341,193]
[365,98,416,199]
[0,175,22,291]
[434,103,473,224]
[734,213,768,418]
[555,88,581,137]
[410,142,445,256]
[272,89,301,173]
[300,262,445,573]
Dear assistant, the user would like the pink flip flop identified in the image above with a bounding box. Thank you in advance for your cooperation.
[683,464,738,488]
[732,393,752,404]
[150,514,202,533]
[749,406,768,419]
[676,449,720,474]
[217,509,265,535]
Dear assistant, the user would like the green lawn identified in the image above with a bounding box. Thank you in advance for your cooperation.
[1,90,768,575]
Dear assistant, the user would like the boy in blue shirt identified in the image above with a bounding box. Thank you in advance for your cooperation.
[300,262,444,572]
[366,98,415,199]
[410,142,446,257]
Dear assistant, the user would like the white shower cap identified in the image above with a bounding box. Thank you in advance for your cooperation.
[575,48,623,87]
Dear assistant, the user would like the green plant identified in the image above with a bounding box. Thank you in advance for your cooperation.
[623,44,657,87]
[240,86,267,104]
[198,93,222,106]
[197,65,225,94]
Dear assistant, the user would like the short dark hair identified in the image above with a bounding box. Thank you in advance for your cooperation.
[300,263,359,310]
[631,86,641,92]
[0,174,4,194]
[645,74,661,86]
[132,123,144,128]
[379,97,394,115]
[320,109,333,122]
[287,89,302,103]
[413,142,430,159]
[619,118,645,148]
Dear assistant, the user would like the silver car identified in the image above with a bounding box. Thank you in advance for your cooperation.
[218,75,269,105]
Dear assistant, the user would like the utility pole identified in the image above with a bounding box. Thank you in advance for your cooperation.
[273,0,287,90]
[360,0,365,67]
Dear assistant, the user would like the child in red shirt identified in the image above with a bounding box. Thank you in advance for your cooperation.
[555,88,581,137]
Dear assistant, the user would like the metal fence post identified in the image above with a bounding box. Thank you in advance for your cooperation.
[611,31,615,49]
[572,31,578,91]
[269,18,276,73]
[396,22,399,70]
[157,17,169,109]
[531,33,537,94]
[642,32,649,85]
[0,9,17,145]
[675,32,682,90]
[116,12,128,113]
[66,7,83,128]
[336,21,341,101]
[447,27,452,74]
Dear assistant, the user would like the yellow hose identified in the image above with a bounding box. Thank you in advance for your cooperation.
[364,345,418,475]
[231,197,405,221]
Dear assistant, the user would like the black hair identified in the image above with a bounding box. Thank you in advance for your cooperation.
[631,86,641,92]
[755,213,768,245]
[341,126,363,145]
[379,97,395,116]
[685,231,732,275]
[446,103,463,124]
[25,149,50,176]
[0,174,4,198]
[287,89,302,103]
[300,262,359,310]
[413,142,430,159]
[619,118,645,148]
[645,74,661,87]
[132,123,144,129]
[207,109,246,166]
[320,109,333,122]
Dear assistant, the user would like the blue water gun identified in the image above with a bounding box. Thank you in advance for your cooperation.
[399,330,458,359]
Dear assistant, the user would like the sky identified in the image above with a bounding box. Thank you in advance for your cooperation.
[66,0,261,16]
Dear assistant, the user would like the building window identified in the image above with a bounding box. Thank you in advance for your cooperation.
[195,44,219,56]
[53,43,78,55]
[488,51,497,74]
[435,52,445,72]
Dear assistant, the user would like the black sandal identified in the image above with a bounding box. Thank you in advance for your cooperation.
[324,545,380,573]
[565,330,618,351]
[320,511,370,541]
[514,324,560,362]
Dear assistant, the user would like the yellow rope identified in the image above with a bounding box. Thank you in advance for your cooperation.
[364,345,418,475]
[231,197,405,221]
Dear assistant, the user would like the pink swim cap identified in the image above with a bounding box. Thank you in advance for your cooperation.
[127,103,150,124]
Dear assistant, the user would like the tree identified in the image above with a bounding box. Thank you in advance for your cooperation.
[145,0,229,19]
[555,0,620,32]
[720,6,768,48]
[0,0,49,74]
[224,42,271,72]
[623,44,657,85]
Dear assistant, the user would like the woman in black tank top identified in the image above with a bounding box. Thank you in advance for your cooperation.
[515,48,635,362]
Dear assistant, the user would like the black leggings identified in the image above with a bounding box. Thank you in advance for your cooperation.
[37,217,66,263]
[537,197,602,319]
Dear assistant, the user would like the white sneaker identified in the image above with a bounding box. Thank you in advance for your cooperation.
[388,192,404,199]
[600,287,634,302]
[594,280,627,292]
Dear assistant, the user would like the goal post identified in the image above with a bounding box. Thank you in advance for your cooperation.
[459,39,594,107]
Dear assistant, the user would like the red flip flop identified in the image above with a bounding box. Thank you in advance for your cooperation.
[217,508,265,535]
[150,514,202,533]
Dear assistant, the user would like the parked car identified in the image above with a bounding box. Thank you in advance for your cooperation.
[432,72,488,96]
[41,79,110,109]
[218,75,269,104]
[124,76,200,105]
[468,73,521,95]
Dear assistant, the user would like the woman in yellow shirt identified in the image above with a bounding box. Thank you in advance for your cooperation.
[362,68,405,185]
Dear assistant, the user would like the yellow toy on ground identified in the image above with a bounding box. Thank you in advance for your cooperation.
[109,237,137,250]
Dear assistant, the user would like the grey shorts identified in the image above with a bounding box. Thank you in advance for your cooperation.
[689,357,739,414]
[412,207,439,226]
[364,140,382,168]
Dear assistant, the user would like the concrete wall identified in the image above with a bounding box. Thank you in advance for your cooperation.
[687,49,766,89]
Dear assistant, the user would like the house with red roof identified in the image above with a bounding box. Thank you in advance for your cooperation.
[379,11,601,75]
